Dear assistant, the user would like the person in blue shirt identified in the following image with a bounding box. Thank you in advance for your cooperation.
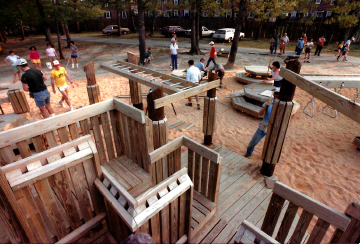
[244,90,280,158]
[196,58,207,76]
[295,37,304,55]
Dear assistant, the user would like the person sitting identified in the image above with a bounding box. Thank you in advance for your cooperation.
[244,90,280,158]
[196,58,207,76]
[264,61,283,88]
[185,60,202,110]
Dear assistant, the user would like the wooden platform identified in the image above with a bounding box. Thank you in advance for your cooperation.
[181,144,308,244]
[236,72,273,85]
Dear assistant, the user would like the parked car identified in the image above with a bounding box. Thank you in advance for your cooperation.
[102,25,130,35]
[160,26,187,37]
[185,26,216,37]
[212,28,245,42]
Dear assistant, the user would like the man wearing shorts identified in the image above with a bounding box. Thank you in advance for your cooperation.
[51,60,74,111]
[4,50,21,83]
[211,63,225,88]
[18,59,55,118]
[69,41,79,69]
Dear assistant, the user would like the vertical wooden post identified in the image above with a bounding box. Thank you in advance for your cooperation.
[7,89,30,114]
[203,72,217,145]
[84,61,101,105]
[127,52,143,110]
[260,60,301,177]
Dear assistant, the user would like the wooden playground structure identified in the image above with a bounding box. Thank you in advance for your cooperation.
[0,55,359,243]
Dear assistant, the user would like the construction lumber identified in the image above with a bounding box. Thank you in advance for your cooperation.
[281,68,360,123]
[7,89,30,114]
[203,73,218,145]
[127,52,143,110]
[168,121,184,129]
[176,122,191,132]
[148,136,184,163]
[234,220,279,244]
[84,62,101,104]
[87,85,101,104]
[180,123,194,132]
[113,98,145,124]
[302,76,360,88]
[183,137,220,164]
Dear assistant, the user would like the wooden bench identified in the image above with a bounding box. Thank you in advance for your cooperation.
[231,96,263,118]
[236,72,274,85]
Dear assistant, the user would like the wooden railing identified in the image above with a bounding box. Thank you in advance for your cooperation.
[95,167,193,243]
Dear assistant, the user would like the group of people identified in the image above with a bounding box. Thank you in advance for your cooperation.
[270,33,289,55]
[336,37,355,62]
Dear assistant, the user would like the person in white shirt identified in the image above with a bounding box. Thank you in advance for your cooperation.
[46,43,59,61]
[185,60,201,110]
[344,37,355,61]
[304,38,314,63]
[4,50,21,83]
[169,40,178,70]
[281,33,289,54]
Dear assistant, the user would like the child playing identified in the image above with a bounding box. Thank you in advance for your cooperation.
[69,41,79,69]
[4,50,21,83]
[50,60,75,111]
[264,61,283,88]
[279,40,285,55]
[269,39,274,54]
[304,38,314,63]
[46,43,59,61]
[144,47,153,65]
[337,44,348,62]
[29,46,42,71]
[335,41,344,56]
[205,41,217,68]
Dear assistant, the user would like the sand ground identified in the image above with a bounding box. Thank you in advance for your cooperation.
[0,37,359,222]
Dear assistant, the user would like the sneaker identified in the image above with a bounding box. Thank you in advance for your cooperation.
[185,102,192,107]
[71,64,74,69]
[58,101,66,108]
[219,84,223,88]
[70,106,74,111]
[76,64,79,69]
[197,104,200,110]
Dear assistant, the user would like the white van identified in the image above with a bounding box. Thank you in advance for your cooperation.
[213,28,245,42]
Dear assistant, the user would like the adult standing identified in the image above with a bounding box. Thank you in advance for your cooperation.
[273,33,280,54]
[17,59,55,118]
[281,33,289,54]
[206,41,217,68]
[295,37,304,55]
[343,37,355,61]
[302,34,308,54]
[169,39,178,70]
[314,35,326,56]
[304,38,314,63]
[4,50,21,83]
[185,60,202,110]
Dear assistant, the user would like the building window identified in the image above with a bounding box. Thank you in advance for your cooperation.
[164,10,171,17]
[213,10,220,17]
[282,12,288,17]
[173,10,179,16]
[303,12,308,17]
[216,0,221,4]
[291,11,297,17]
[330,0,334,4]
[148,11,153,17]
[104,3,109,7]
[105,11,111,19]
[203,11,207,17]
[121,11,127,18]
[164,0,168,3]
[174,0,178,4]
[316,11,323,17]
[226,10,232,18]
[247,12,253,18]
[184,10,190,17]
[315,0,321,4]
[326,11,332,17]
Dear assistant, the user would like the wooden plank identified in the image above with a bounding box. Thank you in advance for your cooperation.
[149,136,183,163]
[203,97,209,134]
[338,216,360,243]
[261,193,286,237]
[100,112,115,161]
[0,99,113,148]
[274,181,350,231]
[68,123,80,140]
[168,120,184,129]
[237,220,280,244]
[181,123,195,132]
[121,113,132,160]
[116,156,151,183]
[159,188,170,243]
[146,195,161,244]
[107,159,141,187]
[275,202,299,243]
[109,110,122,157]
[193,190,216,211]
[192,206,206,223]
[154,80,221,109]
[206,98,216,135]
[170,198,179,243]
[200,158,210,196]
[57,127,70,143]
[179,191,187,238]
[288,210,313,243]
[183,137,220,164]
[113,98,145,124]
[307,218,330,243]
[90,116,107,165]
[194,153,202,192]
[280,68,360,123]
[262,100,279,160]
[79,119,90,135]
[175,122,191,132]
[207,160,222,204]
[193,198,210,215]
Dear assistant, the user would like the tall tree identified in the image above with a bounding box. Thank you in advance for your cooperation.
[189,0,201,54]
[36,0,54,45]
[137,0,147,64]
[53,0,65,59]
[225,0,245,68]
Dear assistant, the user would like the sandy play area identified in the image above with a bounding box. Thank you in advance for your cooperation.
[0,37,359,222]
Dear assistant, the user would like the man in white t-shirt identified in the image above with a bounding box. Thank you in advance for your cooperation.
[4,50,21,83]
[169,40,178,70]
[281,33,289,54]
[185,60,201,110]
[344,37,355,60]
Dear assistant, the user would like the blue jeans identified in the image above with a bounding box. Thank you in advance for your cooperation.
[273,42,278,54]
[171,54,177,70]
[206,57,216,68]
[245,128,266,157]
[33,89,50,107]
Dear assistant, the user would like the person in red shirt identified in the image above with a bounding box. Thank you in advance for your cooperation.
[314,35,326,56]
[205,41,217,68]
[29,46,42,71]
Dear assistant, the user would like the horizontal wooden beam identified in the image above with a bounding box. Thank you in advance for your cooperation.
[274,181,351,231]
[183,137,221,163]
[56,212,106,243]
[10,148,93,191]
[100,63,180,95]
[113,98,146,124]
[0,99,114,148]
[2,135,92,174]
[303,76,360,88]
[148,136,184,163]
[154,80,221,109]
[280,68,360,123]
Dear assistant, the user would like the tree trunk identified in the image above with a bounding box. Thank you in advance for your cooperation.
[61,23,66,35]
[137,0,146,64]
[189,1,201,54]
[225,0,245,68]
[56,23,65,59]
[116,0,122,36]
[64,23,72,47]
[150,10,156,36]
[255,21,262,40]
[198,0,202,40]
[1,30,8,41]
[231,3,235,27]
[339,27,350,42]
[196,11,200,46]
[36,0,54,46]
[0,31,5,43]
[19,21,26,40]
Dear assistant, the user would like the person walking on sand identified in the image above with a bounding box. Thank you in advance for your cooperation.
[273,33,280,54]
[244,90,280,158]
[29,46,42,71]
[185,60,202,110]
[343,37,355,61]
[50,60,74,111]
[17,59,55,118]
[46,43,59,61]
[281,33,289,54]
[206,41,217,68]
[4,50,21,83]
[295,37,304,55]
[169,39,178,70]
[69,41,79,69]
[304,38,314,63]
[337,43,349,62]
[335,41,344,56]
[314,35,326,56]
